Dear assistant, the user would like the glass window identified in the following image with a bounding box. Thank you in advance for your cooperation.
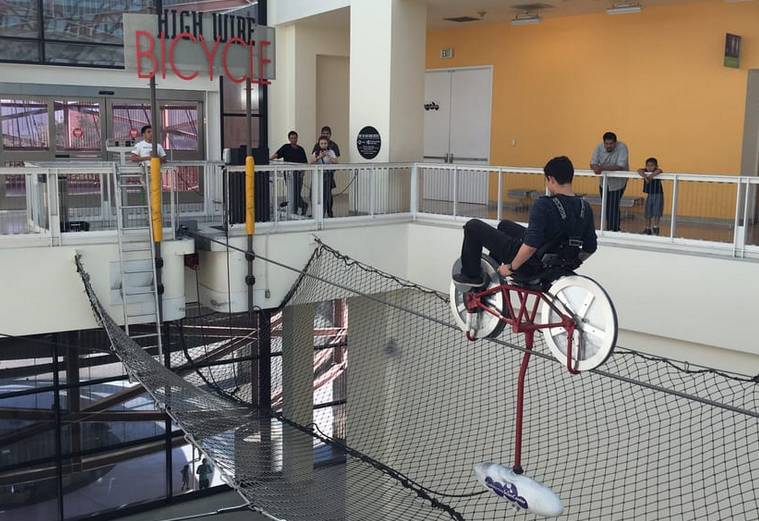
[0,1,40,38]
[42,0,157,44]
[223,80,260,115]
[54,100,101,152]
[223,115,260,150]
[1,99,50,151]
[162,104,199,151]
[0,38,40,62]
[0,472,59,520]
[45,42,124,67]
[111,102,151,143]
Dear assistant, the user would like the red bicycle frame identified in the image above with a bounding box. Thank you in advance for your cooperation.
[463,282,580,474]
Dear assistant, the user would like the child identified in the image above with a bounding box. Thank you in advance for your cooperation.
[638,157,664,235]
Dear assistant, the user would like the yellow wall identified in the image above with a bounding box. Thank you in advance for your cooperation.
[426,1,758,176]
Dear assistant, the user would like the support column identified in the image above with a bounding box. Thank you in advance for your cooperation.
[281,304,315,482]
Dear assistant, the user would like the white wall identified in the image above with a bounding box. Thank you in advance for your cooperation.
[0,238,194,337]
[268,20,350,154]
[270,0,351,26]
[317,55,350,155]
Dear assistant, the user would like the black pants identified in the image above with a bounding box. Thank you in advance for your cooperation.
[292,171,307,213]
[460,219,525,277]
[600,184,626,232]
[323,171,335,217]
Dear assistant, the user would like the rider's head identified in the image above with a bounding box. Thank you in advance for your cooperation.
[544,156,574,192]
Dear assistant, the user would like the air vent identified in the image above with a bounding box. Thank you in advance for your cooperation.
[512,3,554,11]
[443,16,480,23]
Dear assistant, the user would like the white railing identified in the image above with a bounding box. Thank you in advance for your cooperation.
[1,161,757,258]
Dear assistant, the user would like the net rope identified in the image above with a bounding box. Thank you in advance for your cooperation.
[74,238,759,521]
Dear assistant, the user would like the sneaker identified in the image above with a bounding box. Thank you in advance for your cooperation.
[642,228,652,235]
[653,226,660,236]
[453,272,485,288]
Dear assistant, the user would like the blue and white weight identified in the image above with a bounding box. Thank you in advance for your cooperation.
[474,463,563,518]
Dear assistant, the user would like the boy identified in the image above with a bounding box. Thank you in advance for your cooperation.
[638,157,664,235]
[454,156,597,287]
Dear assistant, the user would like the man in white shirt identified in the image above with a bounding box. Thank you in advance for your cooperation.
[590,131,629,232]
[130,125,167,166]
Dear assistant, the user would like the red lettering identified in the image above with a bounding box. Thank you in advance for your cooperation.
[257,39,272,86]
[169,32,199,81]
[135,31,157,79]
[199,36,222,81]
[222,37,247,84]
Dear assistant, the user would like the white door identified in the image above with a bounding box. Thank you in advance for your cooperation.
[423,67,492,205]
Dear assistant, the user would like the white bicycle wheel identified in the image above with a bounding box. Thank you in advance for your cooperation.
[449,256,507,339]
[540,275,617,371]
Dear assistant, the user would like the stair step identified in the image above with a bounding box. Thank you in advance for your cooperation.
[119,173,144,178]
[122,205,149,210]
[130,333,158,339]
[123,288,155,296]
[123,268,154,275]
[123,226,151,231]
[126,313,159,319]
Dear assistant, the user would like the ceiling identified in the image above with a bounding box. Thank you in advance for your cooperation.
[425,0,710,28]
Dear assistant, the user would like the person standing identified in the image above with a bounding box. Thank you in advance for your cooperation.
[196,458,213,489]
[271,130,309,215]
[311,126,341,158]
[129,125,167,167]
[590,131,629,232]
[180,463,190,491]
[638,157,664,235]
[310,136,338,217]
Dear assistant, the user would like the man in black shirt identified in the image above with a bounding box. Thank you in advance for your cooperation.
[454,156,597,287]
[311,126,341,157]
[271,130,308,215]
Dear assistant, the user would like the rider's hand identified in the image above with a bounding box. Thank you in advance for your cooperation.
[498,263,513,277]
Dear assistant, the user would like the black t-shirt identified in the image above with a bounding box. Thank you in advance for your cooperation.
[523,195,597,253]
[312,140,341,157]
[274,144,307,163]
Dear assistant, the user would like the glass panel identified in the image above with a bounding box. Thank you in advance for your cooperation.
[62,449,166,519]
[1,98,50,151]
[43,0,157,44]
[0,38,40,62]
[222,79,260,114]
[0,2,40,38]
[0,472,59,521]
[111,102,151,142]
[223,115,260,150]
[162,104,198,151]
[54,100,101,153]
[45,42,124,67]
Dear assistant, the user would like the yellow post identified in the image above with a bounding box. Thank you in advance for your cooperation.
[150,157,163,242]
[245,155,255,235]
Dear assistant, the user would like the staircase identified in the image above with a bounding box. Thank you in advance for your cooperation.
[113,164,163,356]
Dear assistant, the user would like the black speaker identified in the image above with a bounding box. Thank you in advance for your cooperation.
[228,146,270,224]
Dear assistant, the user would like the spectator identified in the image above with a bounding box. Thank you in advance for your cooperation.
[197,458,212,489]
[129,125,167,167]
[310,136,338,217]
[638,157,664,235]
[590,131,629,231]
[311,126,341,158]
[271,130,309,215]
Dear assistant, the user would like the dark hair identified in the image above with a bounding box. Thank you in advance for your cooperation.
[544,156,574,185]
[141,125,151,135]
[318,136,330,143]
[288,130,298,138]
[321,126,332,133]
[645,157,658,166]
[603,131,617,142]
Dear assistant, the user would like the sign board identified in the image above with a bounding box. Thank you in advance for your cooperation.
[72,127,83,139]
[124,10,276,84]
[129,128,140,139]
[724,33,741,68]
[357,126,381,160]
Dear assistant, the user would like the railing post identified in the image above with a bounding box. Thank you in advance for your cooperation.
[314,166,323,229]
[369,167,375,217]
[410,164,419,219]
[496,168,503,221]
[733,178,747,258]
[599,174,607,234]
[49,169,61,246]
[452,166,458,217]
[669,175,679,240]
[169,167,177,240]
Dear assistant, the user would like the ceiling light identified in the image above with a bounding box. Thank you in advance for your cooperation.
[511,14,541,25]
[607,4,642,14]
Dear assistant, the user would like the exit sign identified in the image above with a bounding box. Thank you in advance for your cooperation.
[440,48,454,59]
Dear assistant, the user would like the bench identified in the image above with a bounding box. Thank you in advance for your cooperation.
[582,195,643,220]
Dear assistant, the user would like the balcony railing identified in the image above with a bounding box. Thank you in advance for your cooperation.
[1,161,757,258]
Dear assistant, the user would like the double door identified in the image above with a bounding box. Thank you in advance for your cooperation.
[423,67,492,204]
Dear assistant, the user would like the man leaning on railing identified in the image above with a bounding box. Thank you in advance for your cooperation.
[130,125,167,167]
[590,131,628,232]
